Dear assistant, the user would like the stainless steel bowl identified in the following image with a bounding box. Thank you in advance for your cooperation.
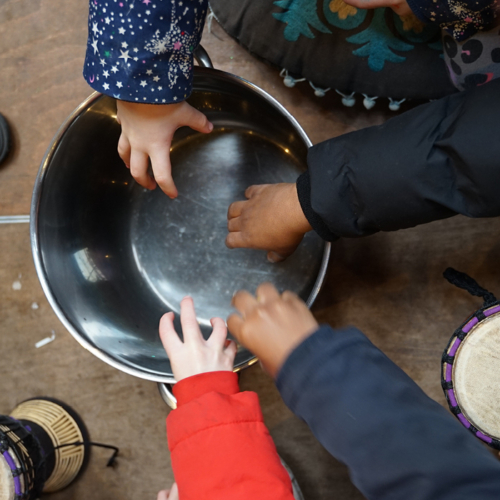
[31,52,330,384]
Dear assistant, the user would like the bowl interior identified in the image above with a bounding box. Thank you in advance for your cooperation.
[34,68,327,381]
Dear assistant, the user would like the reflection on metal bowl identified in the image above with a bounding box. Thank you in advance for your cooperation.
[31,65,330,383]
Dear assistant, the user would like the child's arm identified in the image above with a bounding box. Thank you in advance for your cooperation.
[159,297,295,500]
[83,1,212,198]
[228,283,500,500]
[227,79,500,257]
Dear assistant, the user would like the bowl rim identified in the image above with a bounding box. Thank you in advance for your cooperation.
[30,67,331,384]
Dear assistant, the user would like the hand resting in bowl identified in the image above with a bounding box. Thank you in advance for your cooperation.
[226,183,312,263]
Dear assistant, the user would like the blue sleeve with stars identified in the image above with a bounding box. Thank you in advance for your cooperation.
[406,0,499,41]
[84,0,208,104]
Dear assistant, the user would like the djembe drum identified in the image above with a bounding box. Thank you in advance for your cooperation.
[442,269,500,449]
[0,397,89,499]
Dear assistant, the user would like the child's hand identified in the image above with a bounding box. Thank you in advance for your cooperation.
[226,183,312,262]
[157,483,178,500]
[159,296,237,381]
[116,100,213,198]
[227,283,318,378]
[342,0,412,15]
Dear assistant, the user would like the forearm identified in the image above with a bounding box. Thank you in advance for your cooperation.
[167,371,294,500]
[83,0,208,103]
[277,325,500,500]
[298,78,500,241]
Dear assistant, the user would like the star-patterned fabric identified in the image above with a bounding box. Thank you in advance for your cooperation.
[84,0,208,104]
[407,0,499,41]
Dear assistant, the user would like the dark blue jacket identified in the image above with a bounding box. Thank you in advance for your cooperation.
[277,325,500,499]
[298,78,500,242]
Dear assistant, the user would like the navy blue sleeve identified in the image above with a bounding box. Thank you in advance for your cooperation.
[276,325,500,500]
[405,0,499,40]
[297,78,500,242]
[83,0,208,104]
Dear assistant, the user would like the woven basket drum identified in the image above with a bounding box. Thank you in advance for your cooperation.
[10,398,88,492]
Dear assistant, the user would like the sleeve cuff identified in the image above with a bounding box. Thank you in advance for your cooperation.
[173,371,239,407]
[297,171,339,242]
[405,0,432,24]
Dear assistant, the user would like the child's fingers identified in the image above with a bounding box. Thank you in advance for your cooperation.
[244,184,268,199]
[227,313,245,341]
[267,250,286,263]
[168,483,179,500]
[231,290,258,318]
[159,312,182,353]
[227,217,241,232]
[256,282,281,304]
[130,149,156,190]
[227,200,245,220]
[224,339,238,360]
[281,290,301,304]
[225,231,245,249]
[180,296,203,344]
[206,317,227,347]
[117,133,131,168]
[182,105,213,134]
[157,490,169,500]
[150,147,177,199]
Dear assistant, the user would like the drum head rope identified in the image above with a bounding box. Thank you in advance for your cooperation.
[0,416,44,500]
[443,268,497,306]
[442,268,500,449]
[1,414,119,499]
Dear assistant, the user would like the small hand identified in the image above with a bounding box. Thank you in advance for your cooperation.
[157,483,178,500]
[116,100,213,198]
[159,296,237,382]
[227,283,318,378]
[226,183,312,262]
[342,0,412,15]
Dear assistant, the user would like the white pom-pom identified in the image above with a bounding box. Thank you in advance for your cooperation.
[342,96,356,107]
[363,96,376,110]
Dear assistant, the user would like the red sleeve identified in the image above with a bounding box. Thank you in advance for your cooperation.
[166,371,295,500]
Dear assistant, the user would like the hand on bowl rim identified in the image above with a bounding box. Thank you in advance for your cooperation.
[226,183,312,263]
[227,282,319,378]
[342,0,412,15]
[159,296,236,382]
[116,100,213,198]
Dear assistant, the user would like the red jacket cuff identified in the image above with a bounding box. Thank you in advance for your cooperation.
[173,371,239,407]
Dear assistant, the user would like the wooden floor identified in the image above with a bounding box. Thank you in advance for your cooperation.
[1,2,498,499]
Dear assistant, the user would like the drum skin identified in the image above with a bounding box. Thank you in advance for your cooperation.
[453,316,500,441]
[0,453,16,500]
[442,302,500,449]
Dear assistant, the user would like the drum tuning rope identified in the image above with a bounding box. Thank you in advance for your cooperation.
[443,267,497,306]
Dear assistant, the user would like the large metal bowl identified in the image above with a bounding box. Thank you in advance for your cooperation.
[31,58,330,384]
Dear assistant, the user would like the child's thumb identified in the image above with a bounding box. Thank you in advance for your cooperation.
[185,107,213,134]
[267,251,286,263]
